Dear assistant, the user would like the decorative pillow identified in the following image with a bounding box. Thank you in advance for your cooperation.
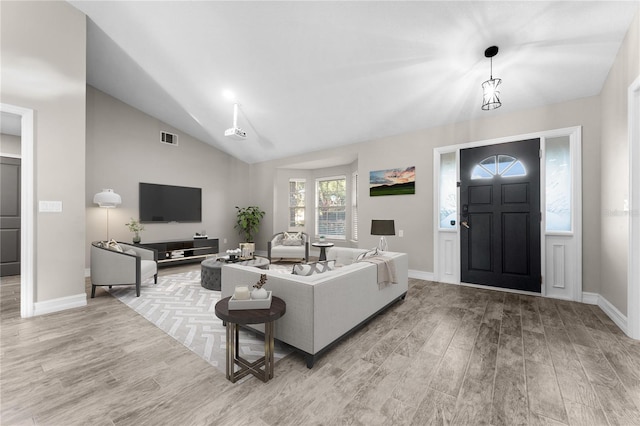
[292,260,335,276]
[107,239,123,252]
[282,231,303,246]
[124,249,137,256]
[356,248,379,261]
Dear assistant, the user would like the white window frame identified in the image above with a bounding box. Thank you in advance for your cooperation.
[315,175,347,240]
[351,171,358,241]
[288,178,306,231]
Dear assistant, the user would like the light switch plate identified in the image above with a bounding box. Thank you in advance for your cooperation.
[39,200,63,212]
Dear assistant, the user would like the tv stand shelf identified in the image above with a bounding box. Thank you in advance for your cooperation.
[137,238,219,267]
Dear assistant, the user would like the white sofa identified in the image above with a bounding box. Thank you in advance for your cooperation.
[221,247,408,367]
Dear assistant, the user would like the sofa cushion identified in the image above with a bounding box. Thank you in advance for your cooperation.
[292,260,335,276]
[327,247,368,267]
[282,231,303,246]
[141,259,157,280]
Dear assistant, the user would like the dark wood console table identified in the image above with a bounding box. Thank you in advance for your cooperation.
[215,296,286,383]
[137,238,218,267]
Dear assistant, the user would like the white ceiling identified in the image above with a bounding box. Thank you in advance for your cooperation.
[69,1,639,164]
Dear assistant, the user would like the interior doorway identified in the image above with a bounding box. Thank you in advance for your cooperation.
[0,103,35,318]
[1,156,21,276]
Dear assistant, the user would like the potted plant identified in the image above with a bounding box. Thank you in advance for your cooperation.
[234,206,265,242]
[125,218,145,243]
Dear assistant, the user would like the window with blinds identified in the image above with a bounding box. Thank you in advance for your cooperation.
[316,176,346,239]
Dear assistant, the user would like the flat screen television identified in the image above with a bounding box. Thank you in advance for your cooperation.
[139,182,202,223]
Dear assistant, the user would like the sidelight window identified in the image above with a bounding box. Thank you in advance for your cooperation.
[545,136,571,232]
[439,152,457,229]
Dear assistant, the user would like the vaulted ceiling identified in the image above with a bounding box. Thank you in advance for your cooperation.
[69,1,639,164]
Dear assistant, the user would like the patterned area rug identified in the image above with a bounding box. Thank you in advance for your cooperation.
[108,266,293,375]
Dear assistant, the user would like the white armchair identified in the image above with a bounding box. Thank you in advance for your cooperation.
[90,241,158,298]
[267,232,310,263]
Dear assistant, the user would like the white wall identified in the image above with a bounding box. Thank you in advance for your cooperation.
[1,1,87,303]
[600,11,640,315]
[85,87,252,265]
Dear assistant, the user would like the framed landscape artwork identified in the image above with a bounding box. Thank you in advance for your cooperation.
[369,166,416,196]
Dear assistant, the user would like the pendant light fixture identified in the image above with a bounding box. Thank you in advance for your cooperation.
[481,46,502,110]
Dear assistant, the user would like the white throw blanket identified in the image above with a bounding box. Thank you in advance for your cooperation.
[358,255,397,289]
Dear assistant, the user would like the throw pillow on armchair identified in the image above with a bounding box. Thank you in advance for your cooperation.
[282,231,303,246]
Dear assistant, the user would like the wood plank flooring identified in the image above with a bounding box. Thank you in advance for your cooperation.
[2,268,640,425]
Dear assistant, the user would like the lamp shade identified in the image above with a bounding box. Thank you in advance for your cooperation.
[371,220,395,236]
[93,189,121,208]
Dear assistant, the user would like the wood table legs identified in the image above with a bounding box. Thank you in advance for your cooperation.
[225,321,275,383]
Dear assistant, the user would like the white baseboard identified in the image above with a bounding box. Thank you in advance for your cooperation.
[33,293,87,316]
[583,291,628,334]
[581,292,599,305]
[409,270,434,281]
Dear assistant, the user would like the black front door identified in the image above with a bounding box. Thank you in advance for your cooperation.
[460,139,541,292]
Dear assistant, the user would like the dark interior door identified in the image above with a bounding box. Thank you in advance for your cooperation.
[1,156,21,277]
[460,139,541,292]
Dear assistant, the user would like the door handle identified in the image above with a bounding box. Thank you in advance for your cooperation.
[461,221,470,229]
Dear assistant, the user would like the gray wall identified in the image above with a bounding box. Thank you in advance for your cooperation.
[85,87,252,265]
[600,11,640,315]
[1,1,87,302]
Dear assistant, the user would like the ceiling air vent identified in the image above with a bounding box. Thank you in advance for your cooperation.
[160,131,178,146]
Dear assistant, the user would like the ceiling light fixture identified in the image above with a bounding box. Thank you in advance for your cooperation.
[481,46,502,111]
[224,102,247,140]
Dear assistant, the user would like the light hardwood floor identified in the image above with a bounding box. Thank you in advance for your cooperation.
[2,267,640,425]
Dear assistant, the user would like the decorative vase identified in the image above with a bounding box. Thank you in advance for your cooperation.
[251,287,268,299]
[133,233,141,243]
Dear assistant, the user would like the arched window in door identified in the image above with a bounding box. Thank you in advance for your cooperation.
[471,155,527,179]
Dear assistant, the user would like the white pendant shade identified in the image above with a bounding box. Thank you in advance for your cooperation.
[93,189,121,208]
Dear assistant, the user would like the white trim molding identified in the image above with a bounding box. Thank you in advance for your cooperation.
[33,293,87,316]
[409,270,434,281]
[1,103,36,318]
[583,292,628,335]
[628,75,640,340]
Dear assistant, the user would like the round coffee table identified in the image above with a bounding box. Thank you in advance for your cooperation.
[215,296,286,383]
[201,256,269,290]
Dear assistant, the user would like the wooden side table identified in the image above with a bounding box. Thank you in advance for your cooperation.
[214,296,286,383]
